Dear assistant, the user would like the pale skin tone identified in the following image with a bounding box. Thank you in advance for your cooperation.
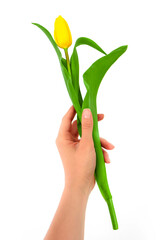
[44,105,115,240]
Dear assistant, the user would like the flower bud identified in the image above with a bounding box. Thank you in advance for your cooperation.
[54,15,72,49]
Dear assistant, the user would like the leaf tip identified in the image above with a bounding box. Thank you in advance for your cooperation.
[124,45,128,51]
[120,45,128,54]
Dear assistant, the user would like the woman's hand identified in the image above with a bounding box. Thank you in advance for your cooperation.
[56,105,115,196]
[44,105,115,240]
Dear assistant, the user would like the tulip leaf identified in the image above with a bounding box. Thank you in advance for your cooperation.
[32,23,82,119]
[70,37,107,136]
[70,37,107,102]
[60,59,82,119]
[83,45,128,96]
[73,37,107,54]
[32,23,62,61]
[81,45,128,230]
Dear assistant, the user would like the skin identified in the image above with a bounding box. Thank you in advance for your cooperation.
[44,105,115,240]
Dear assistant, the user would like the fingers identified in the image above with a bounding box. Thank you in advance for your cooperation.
[71,119,78,137]
[59,106,114,165]
[63,105,76,123]
[59,105,104,139]
[81,108,93,143]
[97,114,104,121]
[102,148,111,163]
[100,137,115,164]
[100,137,115,150]
[59,105,76,135]
[71,113,104,138]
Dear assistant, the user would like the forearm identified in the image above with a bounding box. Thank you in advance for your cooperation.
[44,185,89,240]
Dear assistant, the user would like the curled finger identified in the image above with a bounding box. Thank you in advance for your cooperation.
[102,148,111,163]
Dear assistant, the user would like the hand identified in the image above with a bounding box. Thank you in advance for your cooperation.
[56,105,115,196]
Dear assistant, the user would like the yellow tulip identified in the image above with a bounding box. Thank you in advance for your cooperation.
[54,15,72,49]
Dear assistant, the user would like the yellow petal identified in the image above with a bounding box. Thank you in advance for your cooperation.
[54,15,72,49]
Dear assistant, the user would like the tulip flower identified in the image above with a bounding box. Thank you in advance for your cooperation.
[54,15,72,75]
[54,15,72,49]
[32,17,128,230]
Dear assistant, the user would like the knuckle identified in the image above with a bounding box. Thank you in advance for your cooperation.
[89,140,94,149]
[83,120,92,129]
[82,138,94,148]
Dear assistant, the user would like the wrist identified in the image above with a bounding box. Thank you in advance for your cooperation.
[64,182,90,203]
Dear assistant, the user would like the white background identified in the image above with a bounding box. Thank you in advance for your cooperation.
[0,0,160,239]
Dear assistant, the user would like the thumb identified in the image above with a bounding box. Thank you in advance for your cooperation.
[81,108,93,142]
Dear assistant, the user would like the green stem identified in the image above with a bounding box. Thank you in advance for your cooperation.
[92,99,118,229]
[64,48,71,76]
[81,93,118,230]
[93,115,118,230]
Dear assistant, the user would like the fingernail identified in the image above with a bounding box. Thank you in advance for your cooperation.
[83,109,91,119]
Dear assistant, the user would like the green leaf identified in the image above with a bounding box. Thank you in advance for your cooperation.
[32,22,82,119]
[73,37,107,54]
[70,37,107,100]
[60,59,82,119]
[83,45,128,96]
[32,23,62,61]
[70,37,107,136]
[81,45,128,230]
